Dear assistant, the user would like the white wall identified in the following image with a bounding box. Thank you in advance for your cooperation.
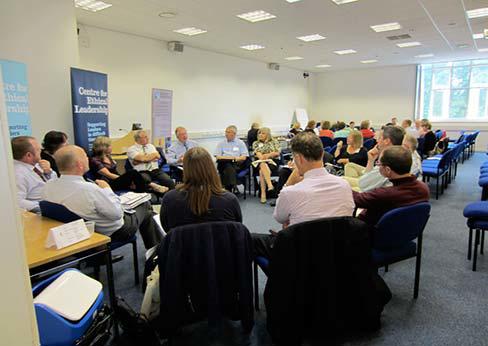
[78,25,308,150]
[310,65,418,128]
[0,0,79,140]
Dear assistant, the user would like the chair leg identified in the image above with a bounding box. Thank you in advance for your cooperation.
[473,229,480,271]
[414,235,423,299]
[253,261,260,311]
[481,230,485,255]
[132,240,140,285]
[93,264,100,281]
[468,227,473,260]
[435,176,439,200]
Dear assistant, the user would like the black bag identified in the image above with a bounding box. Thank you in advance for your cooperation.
[75,304,113,346]
[114,296,163,346]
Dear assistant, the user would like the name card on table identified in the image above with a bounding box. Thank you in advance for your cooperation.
[45,219,91,250]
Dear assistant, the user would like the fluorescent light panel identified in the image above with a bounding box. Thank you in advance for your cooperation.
[415,54,434,58]
[334,49,357,55]
[297,34,326,42]
[361,59,378,64]
[467,8,488,19]
[473,33,484,39]
[285,56,304,60]
[370,22,402,32]
[237,10,276,23]
[240,44,265,50]
[396,41,421,48]
[74,0,112,12]
[316,64,331,68]
[331,0,360,4]
[286,0,302,2]
[479,48,488,52]
[173,27,207,36]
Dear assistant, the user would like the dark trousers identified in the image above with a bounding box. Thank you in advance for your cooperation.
[109,170,147,192]
[251,233,277,259]
[140,169,175,190]
[217,159,249,190]
[110,201,163,249]
[277,167,292,194]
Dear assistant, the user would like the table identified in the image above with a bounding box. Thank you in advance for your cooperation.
[23,211,118,336]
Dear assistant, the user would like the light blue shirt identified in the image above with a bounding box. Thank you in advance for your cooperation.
[334,128,351,138]
[214,138,249,157]
[43,175,124,236]
[167,139,199,165]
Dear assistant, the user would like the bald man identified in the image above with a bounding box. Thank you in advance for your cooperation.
[43,145,162,249]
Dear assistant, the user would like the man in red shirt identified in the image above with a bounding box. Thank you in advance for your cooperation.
[353,145,430,225]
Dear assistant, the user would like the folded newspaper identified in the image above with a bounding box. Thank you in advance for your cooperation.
[119,192,151,211]
[251,159,277,168]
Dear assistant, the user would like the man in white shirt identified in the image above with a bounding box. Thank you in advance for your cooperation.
[43,145,162,249]
[12,136,57,213]
[127,130,175,190]
[401,119,419,138]
[167,127,199,181]
[253,132,355,259]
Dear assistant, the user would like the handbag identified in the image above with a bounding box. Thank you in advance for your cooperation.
[141,266,160,321]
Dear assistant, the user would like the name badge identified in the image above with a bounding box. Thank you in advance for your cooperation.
[233,147,239,151]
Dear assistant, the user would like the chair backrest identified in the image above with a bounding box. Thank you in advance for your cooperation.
[363,138,376,151]
[333,137,346,146]
[417,137,425,156]
[325,144,337,154]
[39,200,82,223]
[124,159,133,172]
[374,202,431,250]
[320,136,334,148]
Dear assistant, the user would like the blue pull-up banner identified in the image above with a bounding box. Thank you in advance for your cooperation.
[70,68,109,151]
[0,59,31,137]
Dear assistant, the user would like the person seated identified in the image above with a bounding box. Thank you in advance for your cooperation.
[288,122,302,138]
[353,146,430,226]
[167,126,199,181]
[401,119,419,138]
[12,136,57,213]
[359,120,375,139]
[343,126,404,191]
[252,132,354,259]
[334,130,368,168]
[127,130,175,190]
[319,120,334,138]
[349,121,356,129]
[391,117,398,126]
[43,145,162,249]
[252,127,281,203]
[304,120,318,134]
[214,125,250,192]
[90,136,168,194]
[403,134,422,179]
[160,147,242,231]
[333,121,350,138]
[41,131,68,176]
[247,122,260,150]
[419,119,436,156]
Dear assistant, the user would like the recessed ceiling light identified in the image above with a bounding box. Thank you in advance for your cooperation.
[473,33,484,39]
[331,0,360,4]
[74,0,112,12]
[396,41,422,48]
[415,54,434,58]
[467,7,488,19]
[159,12,177,18]
[370,22,402,33]
[240,44,265,51]
[478,48,488,52]
[297,34,326,42]
[316,64,331,68]
[237,10,276,23]
[286,0,302,2]
[361,59,378,64]
[334,49,357,55]
[173,27,207,36]
[285,56,304,60]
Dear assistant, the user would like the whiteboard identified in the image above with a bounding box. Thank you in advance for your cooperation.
[293,108,309,127]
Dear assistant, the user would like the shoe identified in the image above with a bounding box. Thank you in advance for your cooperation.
[260,196,267,204]
[266,187,277,199]
[269,201,276,207]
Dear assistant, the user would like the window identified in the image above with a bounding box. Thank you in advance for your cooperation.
[416,59,488,120]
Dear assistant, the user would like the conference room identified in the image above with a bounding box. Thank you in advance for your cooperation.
[2,0,488,345]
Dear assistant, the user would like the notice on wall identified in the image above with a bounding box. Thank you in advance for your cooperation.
[70,68,109,152]
[0,60,31,137]
[151,88,173,149]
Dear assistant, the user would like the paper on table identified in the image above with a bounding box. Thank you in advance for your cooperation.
[45,219,91,250]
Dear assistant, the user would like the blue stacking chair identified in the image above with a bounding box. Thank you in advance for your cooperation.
[422,149,454,199]
[320,136,334,149]
[333,137,346,146]
[39,201,140,285]
[363,138,376,151]
[372,202,431,298]
[33,268,104,346]
[236,166,251,199]
[325,144,337,155]
[463,201,488,271]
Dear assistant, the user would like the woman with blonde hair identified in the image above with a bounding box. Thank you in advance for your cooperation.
[160,147,242,231]
[419,119,436,155]
[334,130,368,167]
[288,122,302,138]
[252,127,281,203]
[403,134,423,179]
[89,136,168,193]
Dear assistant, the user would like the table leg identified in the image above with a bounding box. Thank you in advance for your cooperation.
[105,246,119,339]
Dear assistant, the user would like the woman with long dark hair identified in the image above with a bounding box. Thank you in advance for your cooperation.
[41,130,68,176]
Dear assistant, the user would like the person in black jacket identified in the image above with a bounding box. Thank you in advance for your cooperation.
[420,119,436,155]
[334,130,368,167]
[247,122,260,149]
[41,130,68,176]
[160,147,242,232]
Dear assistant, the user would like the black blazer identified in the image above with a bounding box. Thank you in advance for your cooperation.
[264,217,391,345]
[41,150,59,176]
[157,221,254,335]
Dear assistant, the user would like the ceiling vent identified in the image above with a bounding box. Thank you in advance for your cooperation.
[386,34,412,41]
